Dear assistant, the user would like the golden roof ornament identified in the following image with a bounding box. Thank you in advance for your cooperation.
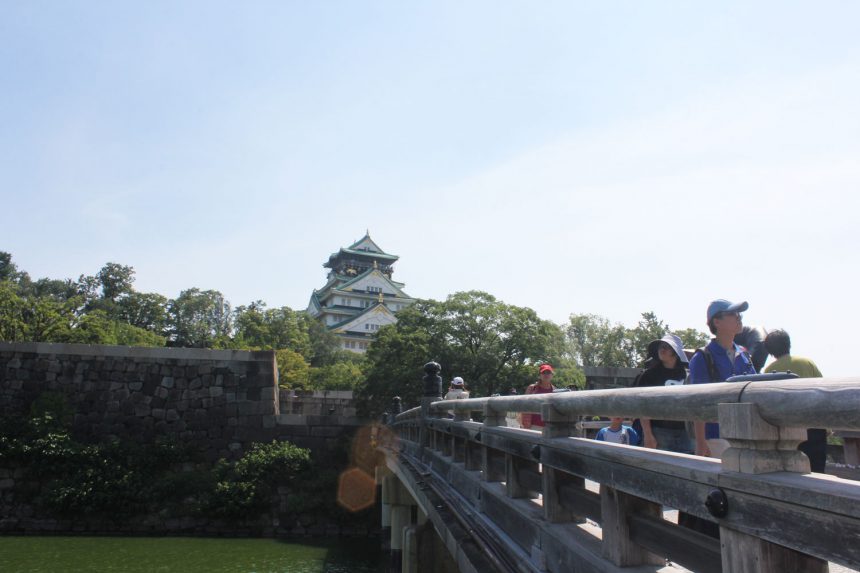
[378,292,384,304]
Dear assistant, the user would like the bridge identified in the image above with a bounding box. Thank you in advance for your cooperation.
[376,363,860,573]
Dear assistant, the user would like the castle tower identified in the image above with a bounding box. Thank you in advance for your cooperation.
[306,232,415,353]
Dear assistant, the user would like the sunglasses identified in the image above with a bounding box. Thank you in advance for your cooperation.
[715,312,742,320]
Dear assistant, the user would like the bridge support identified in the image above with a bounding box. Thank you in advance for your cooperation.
[718,402,828,573]
[382,470,417,572]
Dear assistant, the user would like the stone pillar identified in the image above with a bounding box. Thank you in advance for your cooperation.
[390,504,412,572]
[419,362,442,449]
[383,474,416,573]
[402,525,420,573]
[717,402,828,572]
[481,403,506,483]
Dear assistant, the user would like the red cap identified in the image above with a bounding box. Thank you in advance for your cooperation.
[539,364,554,374]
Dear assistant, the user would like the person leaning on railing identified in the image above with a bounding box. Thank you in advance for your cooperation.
[634,334,692,453]
[521,364,555,430]
[689,299,756,458]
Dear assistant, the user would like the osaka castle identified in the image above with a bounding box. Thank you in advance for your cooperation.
[306,232,415,353]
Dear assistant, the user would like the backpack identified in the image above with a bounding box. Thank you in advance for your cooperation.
[684,346,754,385]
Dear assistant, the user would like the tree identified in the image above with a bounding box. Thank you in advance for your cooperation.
[308,361,365,391]
[275,348,311,389]
[357,291,566,416]
[0,252,28,284]
[356,324,431,418]
[628,312,669,366]
[673,328,710,351]
[116,291,169,334]
[302,315,346,367]
[96,262,135,302]
[565,314,633,368]
[0,281,26,341]
[233,302,311,358]
[167,288,233,348]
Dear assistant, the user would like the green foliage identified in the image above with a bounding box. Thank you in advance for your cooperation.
[358,291,565,416]
[308,361,364,391]
[275,348,311,389]
[116,291,169,333]
[167,288,233,348]
[1,412,312,522]
[566,313,632,367]
[195,441,311,520]
[357,321,431,418]
[672,328,710,350]
[233,302,312,358]
[565,312,710,368]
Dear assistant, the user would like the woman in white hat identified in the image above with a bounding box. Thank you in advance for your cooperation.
[634,334,691,452]
[444,377,469,400]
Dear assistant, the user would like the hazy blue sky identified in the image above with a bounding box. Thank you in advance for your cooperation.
[3,2,858,375]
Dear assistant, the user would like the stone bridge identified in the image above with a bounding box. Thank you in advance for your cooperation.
[377,364,860,573]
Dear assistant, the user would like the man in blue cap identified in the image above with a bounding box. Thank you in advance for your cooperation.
[690,299,756,458]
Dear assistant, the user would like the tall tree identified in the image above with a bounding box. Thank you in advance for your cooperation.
[357,324,431,418]
[673,328,710,350]
[233,302,311,358]
[116,291,169,334]
[167,288,232,348]
[566,313,633,367]
[96,262,136,302]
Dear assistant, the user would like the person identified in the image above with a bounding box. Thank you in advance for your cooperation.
[689,299,756,458]
[634,334,692,453]
[764,329,827,472]
[595,417,640,446]
[521,364,555,430]
[444,377,469,400]
[735,325,769,372]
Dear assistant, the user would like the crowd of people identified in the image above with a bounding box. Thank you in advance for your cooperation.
[442,297,828,472]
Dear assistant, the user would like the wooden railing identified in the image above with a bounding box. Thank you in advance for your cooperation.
[388,378,860,573]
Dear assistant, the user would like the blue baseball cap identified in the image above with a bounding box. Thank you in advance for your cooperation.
[707,299,749,321]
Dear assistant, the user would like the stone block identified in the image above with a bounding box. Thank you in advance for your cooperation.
[209,386,223,398]
[262,416,276,429]
[166,409,180,422]
[310,426,344,438]
[161,377,175,388]
[129,382,143,391]
[134,404,151,417]
[151,408,166,420]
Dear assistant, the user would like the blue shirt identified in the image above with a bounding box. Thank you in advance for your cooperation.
[596,425,640,446]
[689,339,756,439]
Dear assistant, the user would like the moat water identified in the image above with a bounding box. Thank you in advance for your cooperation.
[0,536,383,573]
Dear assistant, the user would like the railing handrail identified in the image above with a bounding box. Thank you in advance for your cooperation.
[393,377,860,430]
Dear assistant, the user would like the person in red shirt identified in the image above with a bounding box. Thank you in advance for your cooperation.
[521,364,556,429]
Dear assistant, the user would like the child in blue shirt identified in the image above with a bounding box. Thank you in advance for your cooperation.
[596,417,640,446]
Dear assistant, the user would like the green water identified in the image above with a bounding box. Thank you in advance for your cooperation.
[0,536,383,573]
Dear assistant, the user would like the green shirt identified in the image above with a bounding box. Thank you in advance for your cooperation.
[764,355,822,378]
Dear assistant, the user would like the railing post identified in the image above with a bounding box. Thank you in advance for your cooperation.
[600,486,664,567]
[481,403,506,482]
[419,362,442,450]
[464,432,481,471]
[717,402,828,572]
[541,404,587,523]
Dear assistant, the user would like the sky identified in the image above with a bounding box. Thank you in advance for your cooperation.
[2,1,859,375]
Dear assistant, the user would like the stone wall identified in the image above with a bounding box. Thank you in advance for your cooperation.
[0,342,281,462]
[0,342,376,537]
